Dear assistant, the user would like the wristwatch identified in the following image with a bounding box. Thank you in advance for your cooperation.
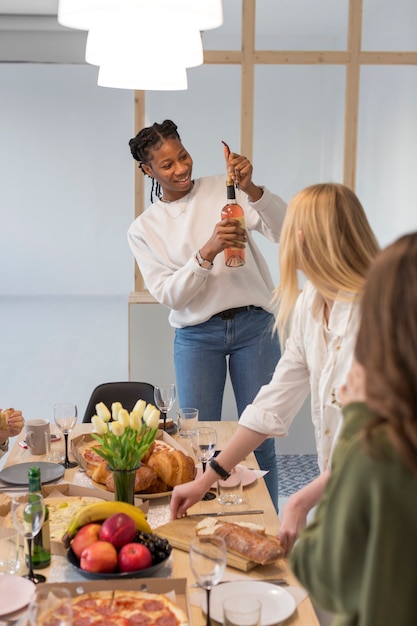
[195,250,213,270]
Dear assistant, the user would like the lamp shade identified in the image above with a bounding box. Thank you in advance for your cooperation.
[97,61,188,90]
[86,24,203,68]
[58,0,223,31]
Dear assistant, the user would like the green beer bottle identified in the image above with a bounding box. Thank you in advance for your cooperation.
[26,466,51,568]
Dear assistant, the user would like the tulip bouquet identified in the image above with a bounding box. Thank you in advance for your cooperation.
[91,400,160,471]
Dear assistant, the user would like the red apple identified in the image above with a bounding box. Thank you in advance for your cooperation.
[99,513,137,549]
[80,540,118,573]
[118,543,152,573]
[71,523,102,559]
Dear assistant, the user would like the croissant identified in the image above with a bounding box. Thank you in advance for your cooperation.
[147,449,196,487]
[105,465,158,493]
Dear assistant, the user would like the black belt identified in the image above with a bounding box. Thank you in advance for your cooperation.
[214,305,258,320]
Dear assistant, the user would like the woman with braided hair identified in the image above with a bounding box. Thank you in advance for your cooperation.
[128,120,287,511]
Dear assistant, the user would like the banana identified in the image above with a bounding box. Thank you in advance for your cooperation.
[62,501,151,548]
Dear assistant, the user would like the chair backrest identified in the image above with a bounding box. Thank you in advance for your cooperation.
[82,381,155,423]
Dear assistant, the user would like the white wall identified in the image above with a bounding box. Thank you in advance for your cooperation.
[1,1,417,467]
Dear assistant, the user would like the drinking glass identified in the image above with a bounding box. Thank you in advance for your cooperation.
[223,595,262,626]
[154,384,176,431]
[191,427,217,473]
[11,493,46,584]
[191,426,218,501]
[189,536,227,626]
[28,586,73,626]
[54,402,78,469]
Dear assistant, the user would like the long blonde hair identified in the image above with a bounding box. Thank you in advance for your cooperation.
[275,183,380,343]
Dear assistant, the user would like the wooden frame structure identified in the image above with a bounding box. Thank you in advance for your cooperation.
[131,0,417,296]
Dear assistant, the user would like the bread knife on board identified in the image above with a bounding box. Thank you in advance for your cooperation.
[185,509,264,518]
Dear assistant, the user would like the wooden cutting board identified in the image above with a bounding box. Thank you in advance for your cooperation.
[155,517,259,572]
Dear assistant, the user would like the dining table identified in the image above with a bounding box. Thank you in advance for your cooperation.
[0,421,320,626]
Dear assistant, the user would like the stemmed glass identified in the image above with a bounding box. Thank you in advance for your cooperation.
[54,402,78,469]
[189,536,227,626]
[191,426,217,474]
[12,493,46,584]
[154,384,176,431]
[28,587,73,626]
[191,426,218,501]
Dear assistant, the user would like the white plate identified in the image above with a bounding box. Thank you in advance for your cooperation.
[196,464,258,488]
[202,581,296,626]
[0,575,35,616]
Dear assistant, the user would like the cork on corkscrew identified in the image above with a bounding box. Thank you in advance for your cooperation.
[221,140,235,187]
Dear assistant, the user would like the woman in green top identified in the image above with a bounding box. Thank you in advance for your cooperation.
[290,232,417,626]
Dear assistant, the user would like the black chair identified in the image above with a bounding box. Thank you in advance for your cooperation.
[82,381,156,423]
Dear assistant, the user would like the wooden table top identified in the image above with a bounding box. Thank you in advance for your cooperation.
[2,422,319,626]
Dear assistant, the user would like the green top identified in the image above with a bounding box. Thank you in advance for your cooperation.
[290,402,417,626]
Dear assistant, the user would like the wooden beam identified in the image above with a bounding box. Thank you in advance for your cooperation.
[133,90,146,292]
[240,0,256,159]
[343,0,362,190]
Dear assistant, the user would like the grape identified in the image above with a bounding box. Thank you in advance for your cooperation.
[135,531,172,564]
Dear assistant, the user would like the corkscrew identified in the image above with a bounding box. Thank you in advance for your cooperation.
[221,140,238,188]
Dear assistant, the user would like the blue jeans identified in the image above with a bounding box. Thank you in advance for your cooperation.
[174,307,280,511]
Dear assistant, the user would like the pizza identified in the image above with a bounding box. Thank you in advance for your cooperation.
[37,590,189,626]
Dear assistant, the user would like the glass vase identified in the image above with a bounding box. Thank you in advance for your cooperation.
[110,466,139,505]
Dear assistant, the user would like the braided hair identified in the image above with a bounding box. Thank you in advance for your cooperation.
[129,120,181,202]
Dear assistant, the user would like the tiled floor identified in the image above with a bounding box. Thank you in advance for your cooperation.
[278,454,320,497]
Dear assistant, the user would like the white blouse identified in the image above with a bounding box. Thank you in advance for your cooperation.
[239,281,361,471]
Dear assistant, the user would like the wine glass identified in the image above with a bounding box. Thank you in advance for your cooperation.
[54,402,78,469]
[189,536,227,626]
[191,426,218,501]
[154,384,176,431]
[12,493,46,584]
[191,426,217,473]
[28,586,73,626]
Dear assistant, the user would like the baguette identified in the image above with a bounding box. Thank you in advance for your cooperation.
[196,519,283,565]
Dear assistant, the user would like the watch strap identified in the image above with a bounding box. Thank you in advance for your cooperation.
[196,250,213,270]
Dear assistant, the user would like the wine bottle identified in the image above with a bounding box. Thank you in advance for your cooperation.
[221,182,246,267]
[26,466,51,568]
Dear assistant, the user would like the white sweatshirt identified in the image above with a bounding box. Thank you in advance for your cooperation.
[127,175,287,328]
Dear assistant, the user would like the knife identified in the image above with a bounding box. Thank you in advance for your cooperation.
[186,509,264,518]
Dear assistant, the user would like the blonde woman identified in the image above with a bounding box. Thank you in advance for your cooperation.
[171,183,379,554]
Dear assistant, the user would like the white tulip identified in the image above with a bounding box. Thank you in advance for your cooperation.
[92,415,108,435]
[111,401,123,421]
[95,402,111,422]
[130,410,142,431]
[118,408,131,428]
[144,406,160,430]
[132,399,146,418]
[111,420,125,437]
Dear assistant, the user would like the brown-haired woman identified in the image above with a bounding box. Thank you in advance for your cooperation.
[291,232,417,626]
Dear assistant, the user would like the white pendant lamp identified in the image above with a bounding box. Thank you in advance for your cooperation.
[86,24,203,68]
[58,0,223,31]
[97,62,188,91]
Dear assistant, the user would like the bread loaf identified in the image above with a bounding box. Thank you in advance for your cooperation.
[196,519,283,565]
